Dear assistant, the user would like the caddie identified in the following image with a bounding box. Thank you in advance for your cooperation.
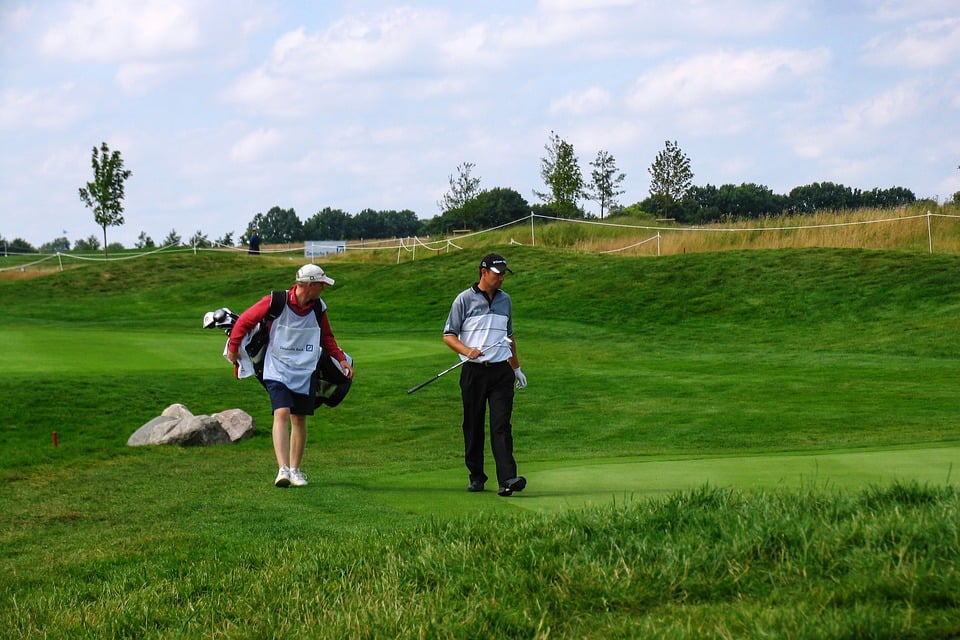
[227,264,354,488]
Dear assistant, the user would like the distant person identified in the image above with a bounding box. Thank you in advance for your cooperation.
[248,230,260,255]
[443,253,527,496]
[226,264,354,488]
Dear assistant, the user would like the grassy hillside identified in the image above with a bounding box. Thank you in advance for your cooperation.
[1,246,959,638]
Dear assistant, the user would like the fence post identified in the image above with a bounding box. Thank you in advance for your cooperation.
[927,210,933,254]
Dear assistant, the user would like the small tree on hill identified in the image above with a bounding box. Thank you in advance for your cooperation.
[648,140,693,203]
[162,229,182,247]
[78,142,132,258]
[135,231,155,249]
[438,162,482,227]
[534,130,585,218]
[588,150,626,219]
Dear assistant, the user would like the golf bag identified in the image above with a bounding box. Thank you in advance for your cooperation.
[202,291,353,408]
[314,352,353,408]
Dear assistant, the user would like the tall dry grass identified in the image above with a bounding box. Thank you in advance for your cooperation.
[533,207,960,257]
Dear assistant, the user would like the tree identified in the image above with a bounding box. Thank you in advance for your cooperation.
[304,207,353,240]
[256,206,303,243]
[78,142,132,258]
[787,182,859,214]
[379,209,422,238]
[1,237,37,254]
[648,140,693,204]
[135,231,155,249]
[462,188,530,227]
[40,237,71,253]
[588,150,626,219]
[162,229,182,247]
[189,230,212,248]
[73,235,101,251]
[438,162,482,223]
[534,131,585,218]
[214,231,234,247]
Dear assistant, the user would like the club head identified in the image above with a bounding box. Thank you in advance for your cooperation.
[502,336,513,345]
[203,308,238,332]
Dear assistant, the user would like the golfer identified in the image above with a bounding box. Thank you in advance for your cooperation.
[443,253,528,497]
[227,264,354,488]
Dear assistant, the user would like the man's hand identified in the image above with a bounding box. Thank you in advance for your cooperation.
[513,367,527,390]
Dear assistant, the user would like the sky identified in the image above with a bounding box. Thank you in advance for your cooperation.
[1,0,958,248]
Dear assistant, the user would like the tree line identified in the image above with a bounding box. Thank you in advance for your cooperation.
[3,138,957,254]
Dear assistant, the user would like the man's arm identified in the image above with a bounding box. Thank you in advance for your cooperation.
[444,333,481,359]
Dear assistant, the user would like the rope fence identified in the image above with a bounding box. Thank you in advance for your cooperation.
[3,210,958,273]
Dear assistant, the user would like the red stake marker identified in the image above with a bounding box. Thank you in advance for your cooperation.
[52,431,58,448]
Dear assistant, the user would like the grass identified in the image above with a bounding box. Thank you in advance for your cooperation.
[1,245,960,638]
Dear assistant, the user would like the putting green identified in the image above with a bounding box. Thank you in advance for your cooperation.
[386,445,960,515]
[510,445,960,512]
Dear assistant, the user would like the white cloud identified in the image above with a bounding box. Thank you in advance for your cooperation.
[39,0,201,61]
[116,61,181,94]
[0,85,84,130]
[230,128,281,163]
[265,9,442,79]
[867,0,958,23]
[40,146,88,178]
[538,0,637,10]
[862,17,960,68]
[785,81,929,161]
[841,81,924,128]
[550,86,612,115]
[626,47,831,110]
[224,8,462,115]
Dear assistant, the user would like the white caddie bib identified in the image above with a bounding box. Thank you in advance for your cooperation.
[262,304,322,394]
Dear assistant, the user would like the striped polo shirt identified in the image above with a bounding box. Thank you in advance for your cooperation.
[443,284,513,364]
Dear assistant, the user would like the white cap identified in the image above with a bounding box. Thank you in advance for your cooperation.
[296,263,335,285]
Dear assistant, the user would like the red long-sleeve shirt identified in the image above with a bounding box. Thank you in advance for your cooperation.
[228,289,346,364]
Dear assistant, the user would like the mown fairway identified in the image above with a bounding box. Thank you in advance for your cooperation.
[1,245,959,638]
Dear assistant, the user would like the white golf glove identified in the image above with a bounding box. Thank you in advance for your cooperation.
[513,367,527,390]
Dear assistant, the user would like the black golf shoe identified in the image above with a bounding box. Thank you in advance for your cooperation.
[467,480,485,492]
[498,476,526,497]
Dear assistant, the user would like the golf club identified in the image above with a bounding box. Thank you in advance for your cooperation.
[406,336,512,394]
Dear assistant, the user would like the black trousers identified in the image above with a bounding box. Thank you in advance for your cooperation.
[459,360,517,486]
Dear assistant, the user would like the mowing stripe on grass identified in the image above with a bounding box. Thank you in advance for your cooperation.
[377,445,960,515]
[511,445,960,512]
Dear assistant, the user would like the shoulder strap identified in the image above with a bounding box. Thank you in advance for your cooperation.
[266,290,286,320]
[266,289,324,323]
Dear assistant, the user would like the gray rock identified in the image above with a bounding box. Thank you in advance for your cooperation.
[128,404,254,446]
[212,408,255,442]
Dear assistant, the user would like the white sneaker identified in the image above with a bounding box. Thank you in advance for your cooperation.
[289,467,308,487]
[275,466,291,488]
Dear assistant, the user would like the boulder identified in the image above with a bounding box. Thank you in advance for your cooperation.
[128,405,255,446]
[212,408,255,442]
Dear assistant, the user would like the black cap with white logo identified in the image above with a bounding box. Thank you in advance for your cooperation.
[480,253,513,274]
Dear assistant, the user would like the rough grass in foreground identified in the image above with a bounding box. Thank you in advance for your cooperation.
[4,484,958,639]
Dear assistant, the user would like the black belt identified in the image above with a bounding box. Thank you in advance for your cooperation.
[465,360,509,367]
